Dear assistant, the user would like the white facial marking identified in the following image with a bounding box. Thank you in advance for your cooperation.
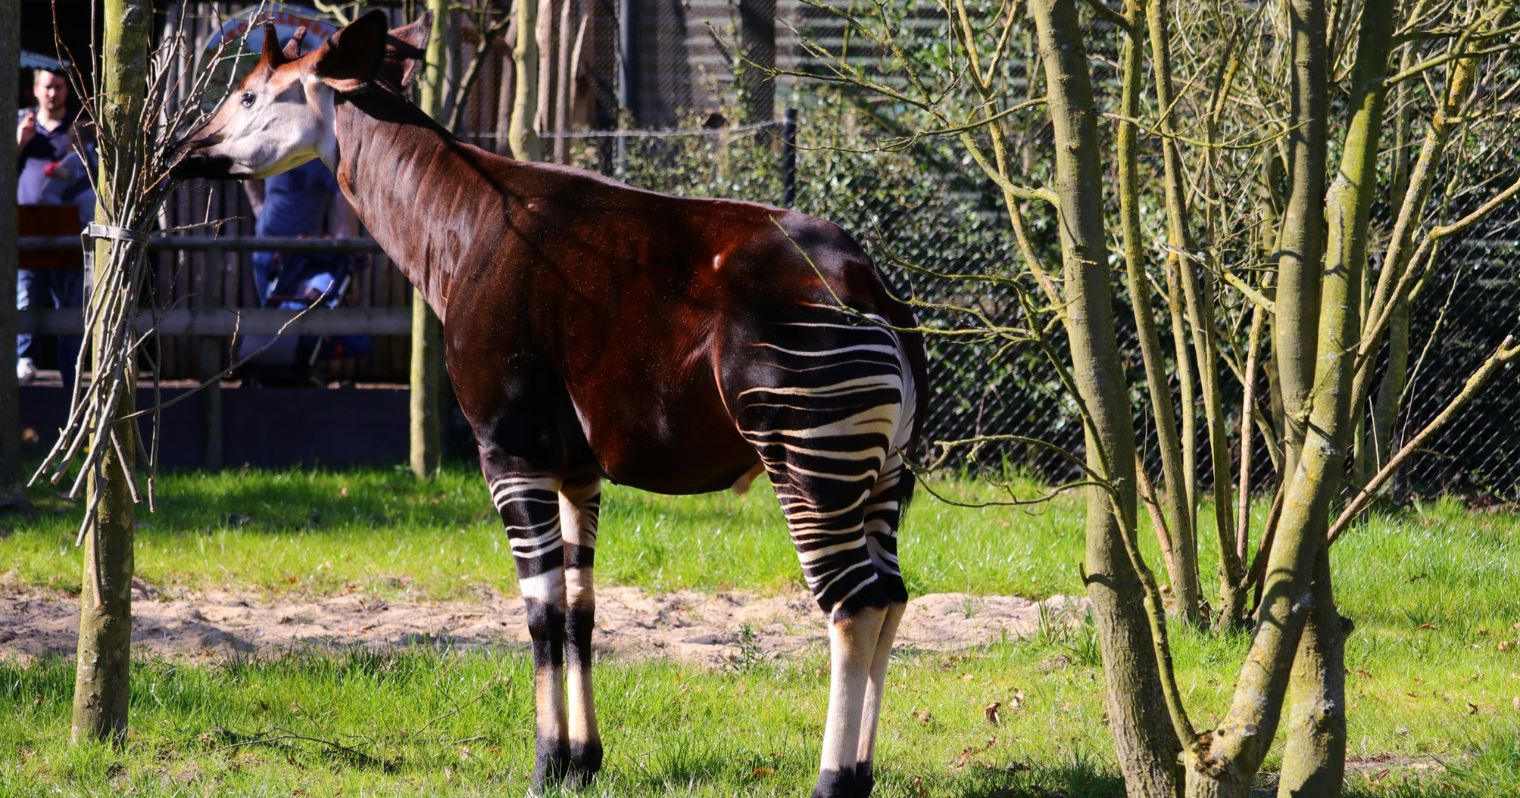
[192,68,336,178]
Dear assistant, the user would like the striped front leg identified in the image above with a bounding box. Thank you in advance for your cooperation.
[491,474,570,790]
[559,475,602,784]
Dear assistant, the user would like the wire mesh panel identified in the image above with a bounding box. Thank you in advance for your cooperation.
[1395,204,1520,498]
[118,0,1520,497]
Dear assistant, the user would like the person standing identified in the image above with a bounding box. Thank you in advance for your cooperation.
[245,159,356,306]
[15,67,92,386]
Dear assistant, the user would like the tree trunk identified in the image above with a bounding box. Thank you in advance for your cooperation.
[554,0,575,163]
[410,0,449,480]
[1187,1,1382,790]
[497,41,516,157]
[1367,297,1409,480]
[1116,0,1202,627]
[0,0,20,488]
[72,0,150,745]
[1272,6,1393,791]
[1350,0,1516,480]
[1277,549,1346,797]
[1030,1,1182,794]
[738,0,776,124]
[536,0,555,154]
[511,0,544,161]
[1270,0,1329,481]
[1145,0,1242,629]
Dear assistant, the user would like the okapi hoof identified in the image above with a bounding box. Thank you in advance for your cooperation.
[811,766,857,798]
[564,739,604,789]
[530,739,571,793]
[853,761,875,797]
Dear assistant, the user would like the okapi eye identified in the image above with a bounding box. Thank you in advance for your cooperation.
[240,92,256,108]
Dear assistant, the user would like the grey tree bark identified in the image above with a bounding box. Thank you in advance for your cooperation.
[410,0,449,480]
[1274,5,1395,792]
[510,0,544,161]
[72,0,150,745]
[738,0,776,124]
[1030,1,1182,794]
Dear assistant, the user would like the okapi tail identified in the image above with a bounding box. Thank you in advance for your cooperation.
[888,322,924,514]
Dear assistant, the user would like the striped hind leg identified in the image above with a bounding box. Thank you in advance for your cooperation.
[854,453,913,795]
[559,475,603,784]
[488,472,571,790]
[730,313,908,798]
[766,458,888,798]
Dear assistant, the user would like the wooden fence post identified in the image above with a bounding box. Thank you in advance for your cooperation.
[0,0,21,489]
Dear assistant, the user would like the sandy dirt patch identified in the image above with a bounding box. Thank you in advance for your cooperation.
[0,581,1086,665]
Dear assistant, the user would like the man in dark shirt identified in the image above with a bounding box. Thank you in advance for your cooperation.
[15,68,91,386]
[245,159,356,306]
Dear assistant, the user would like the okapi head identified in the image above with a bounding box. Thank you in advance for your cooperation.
[172,10,427,180]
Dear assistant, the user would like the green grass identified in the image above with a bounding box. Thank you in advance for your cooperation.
[2,627,1516,797]
[0,467,1085,600]
[2,467,1518,796]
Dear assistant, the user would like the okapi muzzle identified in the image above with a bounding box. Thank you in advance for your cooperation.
[170,132,239,181]
[175,9,929,797]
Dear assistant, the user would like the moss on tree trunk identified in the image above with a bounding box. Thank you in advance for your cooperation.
[1029,1,1182,794]
[410,0,449,480]
[71,0,150,744]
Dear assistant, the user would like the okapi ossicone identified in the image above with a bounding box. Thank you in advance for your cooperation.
[173,10,928,796]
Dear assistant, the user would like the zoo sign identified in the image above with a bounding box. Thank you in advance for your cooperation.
[208,3,337,58]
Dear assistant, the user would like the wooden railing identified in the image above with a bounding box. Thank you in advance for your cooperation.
[15,235,408,468]
[15,235,401,335]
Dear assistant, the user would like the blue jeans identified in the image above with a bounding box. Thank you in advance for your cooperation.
[252,250,277,307]
[17,269,84,386]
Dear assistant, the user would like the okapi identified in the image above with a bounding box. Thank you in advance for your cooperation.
[173,10,928,797]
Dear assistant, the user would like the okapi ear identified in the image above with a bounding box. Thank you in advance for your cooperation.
[382,11,432,89]
[313,9,389,93]
[281,25,309,62]
[258,23,286,70]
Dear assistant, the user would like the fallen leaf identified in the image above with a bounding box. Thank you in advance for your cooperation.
[961,673,975,682]
[1499,640,1516,653]
[913,709,934,724]
[752,768,773,778]
[1467,702,1479,715]
[984,701,1001,726]
[949,737,997,770]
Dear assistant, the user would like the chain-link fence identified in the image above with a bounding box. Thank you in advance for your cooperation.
[531,102,1520,500]
[1393,199,1520,498]
[491,1,1520,501]
[56,0,1509,496]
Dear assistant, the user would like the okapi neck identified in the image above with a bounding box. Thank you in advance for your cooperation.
[329,90,508,323]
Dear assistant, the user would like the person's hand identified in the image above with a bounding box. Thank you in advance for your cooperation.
[17,112,37,149]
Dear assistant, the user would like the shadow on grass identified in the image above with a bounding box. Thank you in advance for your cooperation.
[15,467,501,539]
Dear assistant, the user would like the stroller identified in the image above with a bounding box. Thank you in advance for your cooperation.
[237,247,374,385]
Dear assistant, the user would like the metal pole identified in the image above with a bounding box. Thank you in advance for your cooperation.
[616,0,636,177]
[781,107,798,207]
[197,247,224,469]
